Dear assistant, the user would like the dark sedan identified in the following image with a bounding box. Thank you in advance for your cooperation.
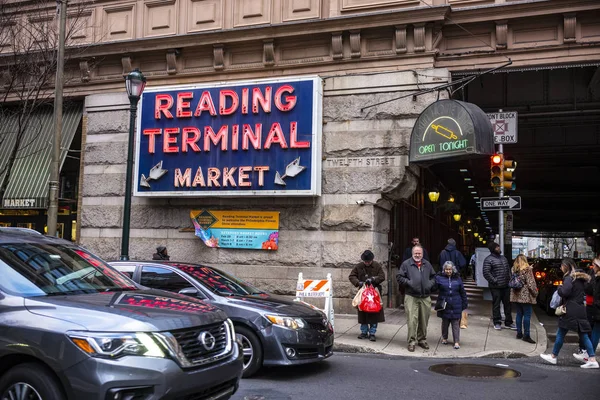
[109,261,334,378]
[532,258,563,315]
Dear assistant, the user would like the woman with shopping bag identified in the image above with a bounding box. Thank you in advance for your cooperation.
[540,258,598,368]
[349,250,385,342]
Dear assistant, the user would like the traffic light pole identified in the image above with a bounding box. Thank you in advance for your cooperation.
[498,143,504,256]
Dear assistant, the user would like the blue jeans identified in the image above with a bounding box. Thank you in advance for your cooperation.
[552,327,595,357]
[360,323,378,335]
[591,323,600,353]
[514,303,532,337]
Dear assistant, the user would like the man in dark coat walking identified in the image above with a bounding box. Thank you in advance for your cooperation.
[349,250,386,342]
[439,238,467,277]
[402,237,430,262]
[482,242,515,330]
[152,246,170,260]
[397,245,436,352]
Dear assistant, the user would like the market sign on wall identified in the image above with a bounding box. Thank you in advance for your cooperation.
[135,76,322,197]
[190,210,279,250]
[409,99,495,165]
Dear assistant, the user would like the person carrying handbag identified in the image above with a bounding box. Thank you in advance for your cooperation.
[348,250,386,342]
[509,255,538,344]
[435,261,468,349]
[540,258,598,368]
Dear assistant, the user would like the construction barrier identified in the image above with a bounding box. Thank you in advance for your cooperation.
[295,272,334,329]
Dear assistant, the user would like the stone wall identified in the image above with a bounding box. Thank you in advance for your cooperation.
[80,68,449,313]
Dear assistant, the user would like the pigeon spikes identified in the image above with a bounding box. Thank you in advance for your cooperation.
[274,157,306,186]
[139,161,168,189]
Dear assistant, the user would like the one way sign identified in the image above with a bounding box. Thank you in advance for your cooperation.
[480,196,522,211]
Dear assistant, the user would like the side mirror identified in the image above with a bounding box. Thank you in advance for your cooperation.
[178,287,199,296]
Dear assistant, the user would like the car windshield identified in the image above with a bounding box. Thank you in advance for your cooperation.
[174,264,262,296]
[0,242,137,297]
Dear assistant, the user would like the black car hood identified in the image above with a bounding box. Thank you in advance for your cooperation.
[24,289,227,332]
[223,293,324,318]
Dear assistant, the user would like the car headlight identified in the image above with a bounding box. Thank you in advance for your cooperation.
[68,332,165,359]
[265,315,306,330]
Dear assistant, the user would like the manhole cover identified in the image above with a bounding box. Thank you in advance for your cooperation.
[429,363,521,378]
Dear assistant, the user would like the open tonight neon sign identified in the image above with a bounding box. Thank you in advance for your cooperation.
[134,76,323,197]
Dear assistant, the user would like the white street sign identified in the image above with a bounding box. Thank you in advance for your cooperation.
[487,111,518,144]
[480,196,522,211]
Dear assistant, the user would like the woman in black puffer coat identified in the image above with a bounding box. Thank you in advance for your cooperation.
[434,261,468,349]
[540,258,598,368]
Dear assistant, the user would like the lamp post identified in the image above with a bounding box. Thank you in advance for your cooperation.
[120,69,146,261]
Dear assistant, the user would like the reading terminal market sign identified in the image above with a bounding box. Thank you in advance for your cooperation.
[409,99,495,165]
[134,76,323,197]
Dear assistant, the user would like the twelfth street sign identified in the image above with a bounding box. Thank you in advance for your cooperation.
[480,196,522,211]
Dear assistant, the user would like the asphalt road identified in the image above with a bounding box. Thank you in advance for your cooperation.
[232,353,597,400]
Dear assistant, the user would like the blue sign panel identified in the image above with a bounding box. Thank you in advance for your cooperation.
[134,76,322,197]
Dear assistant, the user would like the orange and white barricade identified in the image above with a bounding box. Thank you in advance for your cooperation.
[295,272,334,329]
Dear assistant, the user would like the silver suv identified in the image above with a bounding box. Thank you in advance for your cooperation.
[0,228,243,400]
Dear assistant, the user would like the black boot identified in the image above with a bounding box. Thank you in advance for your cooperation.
[522,336,536,344]
[358,333,368,339]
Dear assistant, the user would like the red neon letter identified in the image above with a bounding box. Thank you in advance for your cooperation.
[231,125,239,151]
[204,125,228,151]
[264,123,288,149]
[176,92,193,118]
[242,124,262,150]
[289,121,309,148]
[274,85,296,112]
[252,86,272,114]
[182,127,201,152]
[219,89,239,115]
[194,91,217,116]
[241,88,249,114]
[143,128,162,154]
[155,94,174,119]
[163,128,179,153]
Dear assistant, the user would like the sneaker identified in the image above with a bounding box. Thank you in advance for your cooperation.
[454,344,460,349]
[358,333,368,339]
[494,324,502,330]
[441,339,448,345]
[506,323,517,330]
[540,353,557,365]
[516,333,523,339]
[573,351,589,362]
[407,343,415,352]
[418,341,430,350]
[369,335,376,342]
[580,361,599,369]
[522,336,536,344]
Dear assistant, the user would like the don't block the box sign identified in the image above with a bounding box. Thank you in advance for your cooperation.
[134,76,323,197]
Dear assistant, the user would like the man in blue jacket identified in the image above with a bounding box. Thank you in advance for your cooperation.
[397,245,437,352]
[439,238,467,277]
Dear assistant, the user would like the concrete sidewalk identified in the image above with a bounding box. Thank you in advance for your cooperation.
[332,300,547,358]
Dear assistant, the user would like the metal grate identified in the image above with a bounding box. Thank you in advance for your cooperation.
[176,379,237,400]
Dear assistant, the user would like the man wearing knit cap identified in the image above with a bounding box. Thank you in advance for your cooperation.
[349,250,386,341]
[483,242,516,330]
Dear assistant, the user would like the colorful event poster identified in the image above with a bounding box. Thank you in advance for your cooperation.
[190,210,280,250]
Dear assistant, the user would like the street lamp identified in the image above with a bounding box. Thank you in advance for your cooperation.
[428,188,440,203]
[453,213,462,222]
[120,68,147,260]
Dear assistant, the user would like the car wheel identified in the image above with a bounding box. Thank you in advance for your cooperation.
[235,326,263,378]
[0,363,65,400]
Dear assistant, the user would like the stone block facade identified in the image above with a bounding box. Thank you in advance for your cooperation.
[80,68,448,313]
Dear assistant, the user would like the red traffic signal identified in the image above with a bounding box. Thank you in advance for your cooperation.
[490,154,504,189]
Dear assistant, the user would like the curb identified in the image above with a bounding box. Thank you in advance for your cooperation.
[333,342,532,359]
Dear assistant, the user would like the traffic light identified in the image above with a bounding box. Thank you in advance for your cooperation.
[502,159,517,191]
[490,154,503,190]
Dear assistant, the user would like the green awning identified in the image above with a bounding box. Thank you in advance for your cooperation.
[0,106,82,209]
